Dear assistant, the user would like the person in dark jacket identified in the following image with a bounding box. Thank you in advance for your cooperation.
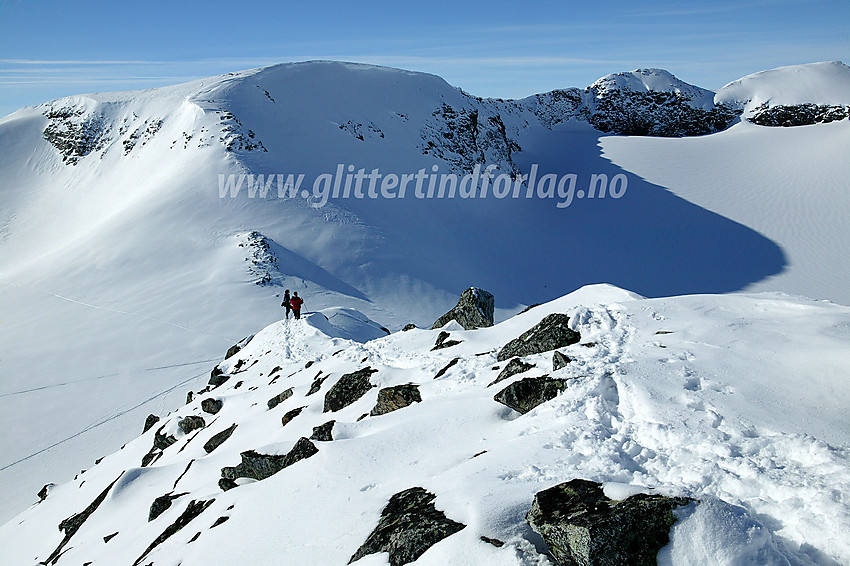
[290,291,304,320]
[281,289,292,319]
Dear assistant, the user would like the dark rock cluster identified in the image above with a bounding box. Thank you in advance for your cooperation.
[349,487,466,565]
[220,438,319,490]
[527,479,692,566]
[497,314,580,361]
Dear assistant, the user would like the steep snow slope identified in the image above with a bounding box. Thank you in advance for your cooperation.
[1,60,847,524]
[2,285,848,565]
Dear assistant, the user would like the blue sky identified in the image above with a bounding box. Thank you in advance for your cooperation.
[1,0,848,117]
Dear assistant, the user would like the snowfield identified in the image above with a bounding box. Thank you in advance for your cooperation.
[1,285,848,565]
[1,59,849,564]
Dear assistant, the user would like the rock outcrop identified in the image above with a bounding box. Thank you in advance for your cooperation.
[323,368,378,412]
[201,398,223,414]
[349,487,466,565]
[209,366,230,388]
[178,416,206,435]
[220,438,319,489]
[489,358,535,386]
[432,287,495,330]
[526,479,692,566]
[431,331,462,351]
[497,314,580,361]
[311,420,336,441]
[225,335,254,359]
[133,499,215,566]
[267,388,294,410]
[494,375,570,414]
[553,351,572,371]
[370,384,422,416]
[148,492,187,522]
[281,406,305,427]
[143,414,160,433]
[203,424,237,454]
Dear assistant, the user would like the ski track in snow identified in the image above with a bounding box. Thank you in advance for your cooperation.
[0,280,239,343]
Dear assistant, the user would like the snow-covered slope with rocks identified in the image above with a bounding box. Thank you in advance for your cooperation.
[1,60,848,530]
[2,285,848,566]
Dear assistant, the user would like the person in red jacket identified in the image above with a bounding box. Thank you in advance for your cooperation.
[289,291,304,320]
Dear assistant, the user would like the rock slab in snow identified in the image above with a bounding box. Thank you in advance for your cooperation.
[526,479,692,566]
[220,437,319,488]
[323,368,377,412]
[349,487,466,565]
[370,384,422,416]
[493,375,570,414]
[497,314,580,361]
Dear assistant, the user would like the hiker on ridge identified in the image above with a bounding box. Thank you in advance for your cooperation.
[281,289,292,319]
[290,291,304,320]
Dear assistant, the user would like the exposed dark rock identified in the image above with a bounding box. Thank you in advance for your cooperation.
[209,366,230,388]
[307,374,329,396]
[225,335,253,359]
[434,358,460,379]
[219,478,238,491]
[142,423,178,465]
[133,499,215,566]
[489,358,535,386]
[189,531,201,543]
[497,314,580,361]
[402,323,417,331]
[526,479,693,566]
[178,416,206,435]
[553,351,572,371]
[41,475,122,565]
[370,384,422,416]
[148,492,188,522]
[143,414,160,433]
[186,391,194,404]
[311,420,336,441]
[324,368,378,412]
[519,303,542,314]
[494,376,570,414]
[220,438,319,487]
[585,71,740,136]
[480,535,504,547]
[749,102,849,127]
[173,460,195,489]
[267,388,294,410]
[432,287,495,330]
[201,398,223,414]
[349,487,466,565]
[211,516,230,528]
[204,424,237,454]
[38,483,55,501]
[103,532,118,543]
[305,360,315,368]
[432,331,462,351]
[281,406,306,427]
[141,449,162,468]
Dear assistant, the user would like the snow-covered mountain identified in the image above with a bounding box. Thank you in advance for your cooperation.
[1,285,848,565]
[1,59,849,544]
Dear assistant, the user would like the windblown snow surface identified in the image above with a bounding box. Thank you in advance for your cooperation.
[1,60,849,563]
[1,285,848,565]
